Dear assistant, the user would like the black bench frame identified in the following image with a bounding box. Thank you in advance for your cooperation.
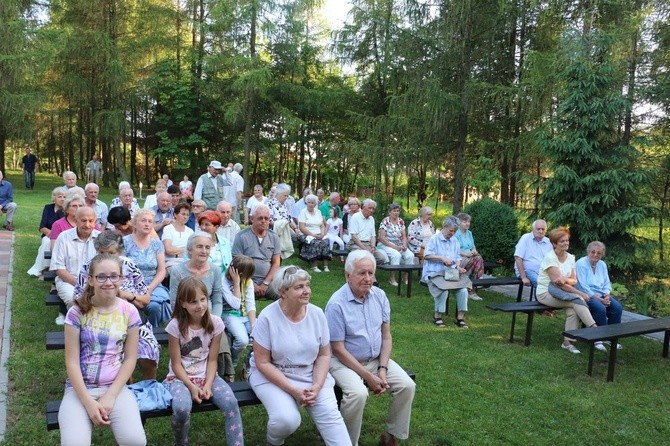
[564,316,670,382]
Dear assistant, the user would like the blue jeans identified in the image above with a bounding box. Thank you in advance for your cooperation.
[147,285,171,327]
[517,269,540,287]
[222,315,251,367]
[24,170,35,189]
[587,296,623,326]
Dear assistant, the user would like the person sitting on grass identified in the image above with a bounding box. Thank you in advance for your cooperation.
[58,253,146,446]
[576,241,624,351]
[536,227,597,354]
[455,212,485,301]
[422,216,471,329]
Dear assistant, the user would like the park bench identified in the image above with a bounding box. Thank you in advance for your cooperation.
[487,300,559,346]
[46,380,261,431]
[563,316,670,382]
[377,264,424,297]
[43,271,56,282]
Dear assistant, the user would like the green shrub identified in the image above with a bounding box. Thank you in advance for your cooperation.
[463,198,518,267]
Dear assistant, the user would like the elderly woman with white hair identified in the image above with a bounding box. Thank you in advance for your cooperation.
[62,171,77,189]
[298,194,332,272]
[267,182,298,259]
[407,206,436,258]
[422,216,471,328]
[576,241,624,351]
[28,186,66,276]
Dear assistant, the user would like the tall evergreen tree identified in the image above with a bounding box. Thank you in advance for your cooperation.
[538,31,647,272]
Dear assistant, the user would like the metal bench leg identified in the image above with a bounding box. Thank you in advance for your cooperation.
[406,274,413,298]
[397,280,402,297]
[606,337,619,382]
[587,344,595,376]
[664,331,670,358]
[524,312,535,346]
[509,312,517,343]
[516,283,524,302]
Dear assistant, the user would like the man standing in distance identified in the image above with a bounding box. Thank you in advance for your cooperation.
[193,160,232,210]
[325,250,415,446]
[21,147,38,189]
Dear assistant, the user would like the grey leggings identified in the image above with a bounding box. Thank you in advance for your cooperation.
[167,376,244,446]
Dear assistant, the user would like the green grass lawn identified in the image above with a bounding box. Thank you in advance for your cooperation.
[2,171,670,445]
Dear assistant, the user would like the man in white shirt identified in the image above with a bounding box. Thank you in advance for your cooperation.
[225,163,245,223]
[143,180,167,209]
[84,183,109,228]
[514,219,552,287]
[346,199,388,264]
[152,192,175,238]
[216,200,241,244]
[50,207,100,324]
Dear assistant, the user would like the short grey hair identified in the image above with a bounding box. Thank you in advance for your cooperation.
[586,240,606,254]
[305,194,319,205]
[94,230,124,254]
[63,171,76,181]
[276,183,291,196]
[118,181,131,192]
[362,199,377,208]
[251,203,270,216]
[84,183,99,192]
[52,186,67,201]
[345,249,376,274]
[442,216,459,229]
[271,266,311,295]
[234,163,243,173]
[66,187,85,198]
[419,206,433,218]
[303,187,312,196]
[187,231,213,253]
[63,194,85,211]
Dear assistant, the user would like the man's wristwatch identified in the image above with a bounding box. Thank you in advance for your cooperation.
[377,365,388,371]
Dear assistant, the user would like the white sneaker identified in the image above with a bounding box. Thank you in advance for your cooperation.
[468,293,483,301]
[55,314,66,325]
[323,266,330,272]
[561,343,581,354]
[311,266,322,273]
[594,341,607,352]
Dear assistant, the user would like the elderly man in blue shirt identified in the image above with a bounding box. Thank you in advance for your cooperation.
[422,215,471,328]
[325,249,415,446]
[0,170,17,231]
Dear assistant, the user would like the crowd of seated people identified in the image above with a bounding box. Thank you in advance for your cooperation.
[28,163,627,445]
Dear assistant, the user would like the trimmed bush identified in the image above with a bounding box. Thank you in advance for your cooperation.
[463,199,518,267]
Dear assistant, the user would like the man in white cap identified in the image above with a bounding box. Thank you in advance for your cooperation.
[193,160,232,210]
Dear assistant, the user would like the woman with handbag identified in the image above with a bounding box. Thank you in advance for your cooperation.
[421,216,471,328]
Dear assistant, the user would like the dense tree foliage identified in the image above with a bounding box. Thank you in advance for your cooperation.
[2,0,670,271]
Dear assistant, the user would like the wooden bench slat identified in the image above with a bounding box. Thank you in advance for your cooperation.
[43,271,56,282]
[45,293,61,306]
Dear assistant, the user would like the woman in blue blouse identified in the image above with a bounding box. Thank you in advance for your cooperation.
[455,213,485,300]
[576,241,623,351]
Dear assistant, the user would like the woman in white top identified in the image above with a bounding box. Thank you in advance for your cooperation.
[298,194,332,272]
[244,184,265,225]
[162,202,194,271]
[249,266,351,446]
[536,227,596,354]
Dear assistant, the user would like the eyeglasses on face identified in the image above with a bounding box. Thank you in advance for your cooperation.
[92,274,124,284]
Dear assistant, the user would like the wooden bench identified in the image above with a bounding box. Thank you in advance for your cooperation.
[377,264,423,298]
[46,380,261,431]
[330,248,349,258]
[564,316,670,382]
[43,271,56,282]
[46,327,170,350]
[487,300,558,346]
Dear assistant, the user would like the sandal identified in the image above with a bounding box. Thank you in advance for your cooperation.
[433,317,446,327]
[455,319,469,329]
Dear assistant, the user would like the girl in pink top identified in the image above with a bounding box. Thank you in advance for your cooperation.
[59,253,146,446]
[164,276,244,446]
